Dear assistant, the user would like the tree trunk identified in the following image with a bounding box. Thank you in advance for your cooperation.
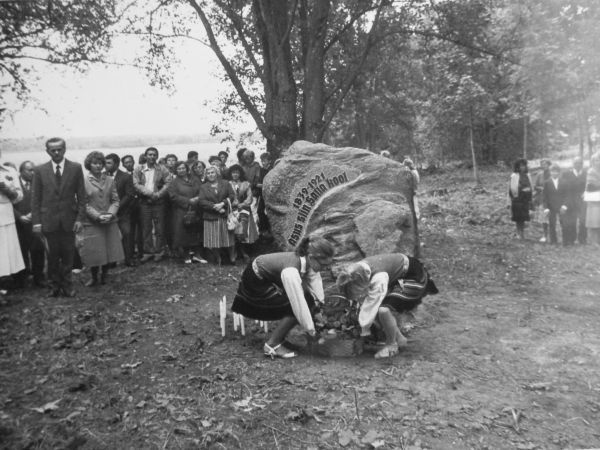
[469,108,481,184]
[522,115,528,159]
[577,104,585,159]
[584,102,594,159]
[300,0,329,143]
[254,0,299,158]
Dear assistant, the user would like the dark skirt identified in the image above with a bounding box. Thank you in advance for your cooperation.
[171,207,200,249]
[511,199,531,222]
[381,266,438,313]
[231,263,316,321]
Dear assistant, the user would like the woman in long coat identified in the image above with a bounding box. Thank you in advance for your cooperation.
[168,161,205,263]
[198,166,236,264]
[80,151,124,286]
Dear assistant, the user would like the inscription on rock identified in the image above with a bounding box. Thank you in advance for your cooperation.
[287,167,359,246]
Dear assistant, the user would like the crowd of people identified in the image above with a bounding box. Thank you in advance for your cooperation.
[1,139,442,360]
[509,153,600,245]
[0,138,273,296]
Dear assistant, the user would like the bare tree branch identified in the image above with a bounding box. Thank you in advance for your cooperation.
[321,0,386,135]
[187,0,271,139]
[381,27,522,66]
[214,0,267,88]
[118,30,210,47]
[0,61,28,92]
[324,3,380,53]
[281,0,298,45]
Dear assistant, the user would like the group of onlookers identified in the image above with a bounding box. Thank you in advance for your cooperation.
[0,138,273,297]
[509,153,600,245]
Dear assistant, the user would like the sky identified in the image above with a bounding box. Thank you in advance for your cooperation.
[1,37,254,140]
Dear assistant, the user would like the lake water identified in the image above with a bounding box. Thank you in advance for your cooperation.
[2,142,229,167]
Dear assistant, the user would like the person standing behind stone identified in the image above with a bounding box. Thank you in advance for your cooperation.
[121,154,143,261]
[0,151,25,289]
[570,156,587,244]
[31,138,86,297]
[132,147,172,263]
[241,149,261,194]
[584,152,600,246]
[403,157,420,220]
[80,152,124,286]
[105,154,136,266]
[13,161,46,288]
[256,152,272,239]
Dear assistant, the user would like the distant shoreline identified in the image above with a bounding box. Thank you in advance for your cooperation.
[0,133,227,152]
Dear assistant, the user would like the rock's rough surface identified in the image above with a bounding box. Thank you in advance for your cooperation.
[263,141,416,266]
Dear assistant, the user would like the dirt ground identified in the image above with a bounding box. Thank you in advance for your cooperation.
[1,167,599,450]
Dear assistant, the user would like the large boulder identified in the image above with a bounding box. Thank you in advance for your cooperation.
[263,141,417,266]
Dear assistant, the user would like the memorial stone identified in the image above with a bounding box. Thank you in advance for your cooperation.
[263,141,417,267]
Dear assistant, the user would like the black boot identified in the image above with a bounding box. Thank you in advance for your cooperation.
[100,265,109,285]
[86,267,99,287]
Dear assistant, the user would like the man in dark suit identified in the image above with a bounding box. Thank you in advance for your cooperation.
[543,164,577,246]
[105,153,136,266]
[31,138,86,297]
[570,157,587,244]
[13,161,46,288]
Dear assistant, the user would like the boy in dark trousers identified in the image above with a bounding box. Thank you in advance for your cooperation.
[543,164,577,245]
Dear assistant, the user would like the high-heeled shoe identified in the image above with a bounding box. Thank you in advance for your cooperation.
[263,343,297,359]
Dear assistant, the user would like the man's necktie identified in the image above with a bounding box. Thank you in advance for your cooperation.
[55,165,62,187]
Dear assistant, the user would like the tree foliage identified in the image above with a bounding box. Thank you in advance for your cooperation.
[0,0,122,124]
[3,0,600,166]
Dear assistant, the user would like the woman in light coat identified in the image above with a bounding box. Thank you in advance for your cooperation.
[80,151,124,286]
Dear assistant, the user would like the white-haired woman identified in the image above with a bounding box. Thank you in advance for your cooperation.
[198,166,236,264]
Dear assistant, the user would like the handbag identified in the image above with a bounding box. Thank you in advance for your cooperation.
[183,205,199,227]
[235,210,249,238]
[226,199,239,231]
